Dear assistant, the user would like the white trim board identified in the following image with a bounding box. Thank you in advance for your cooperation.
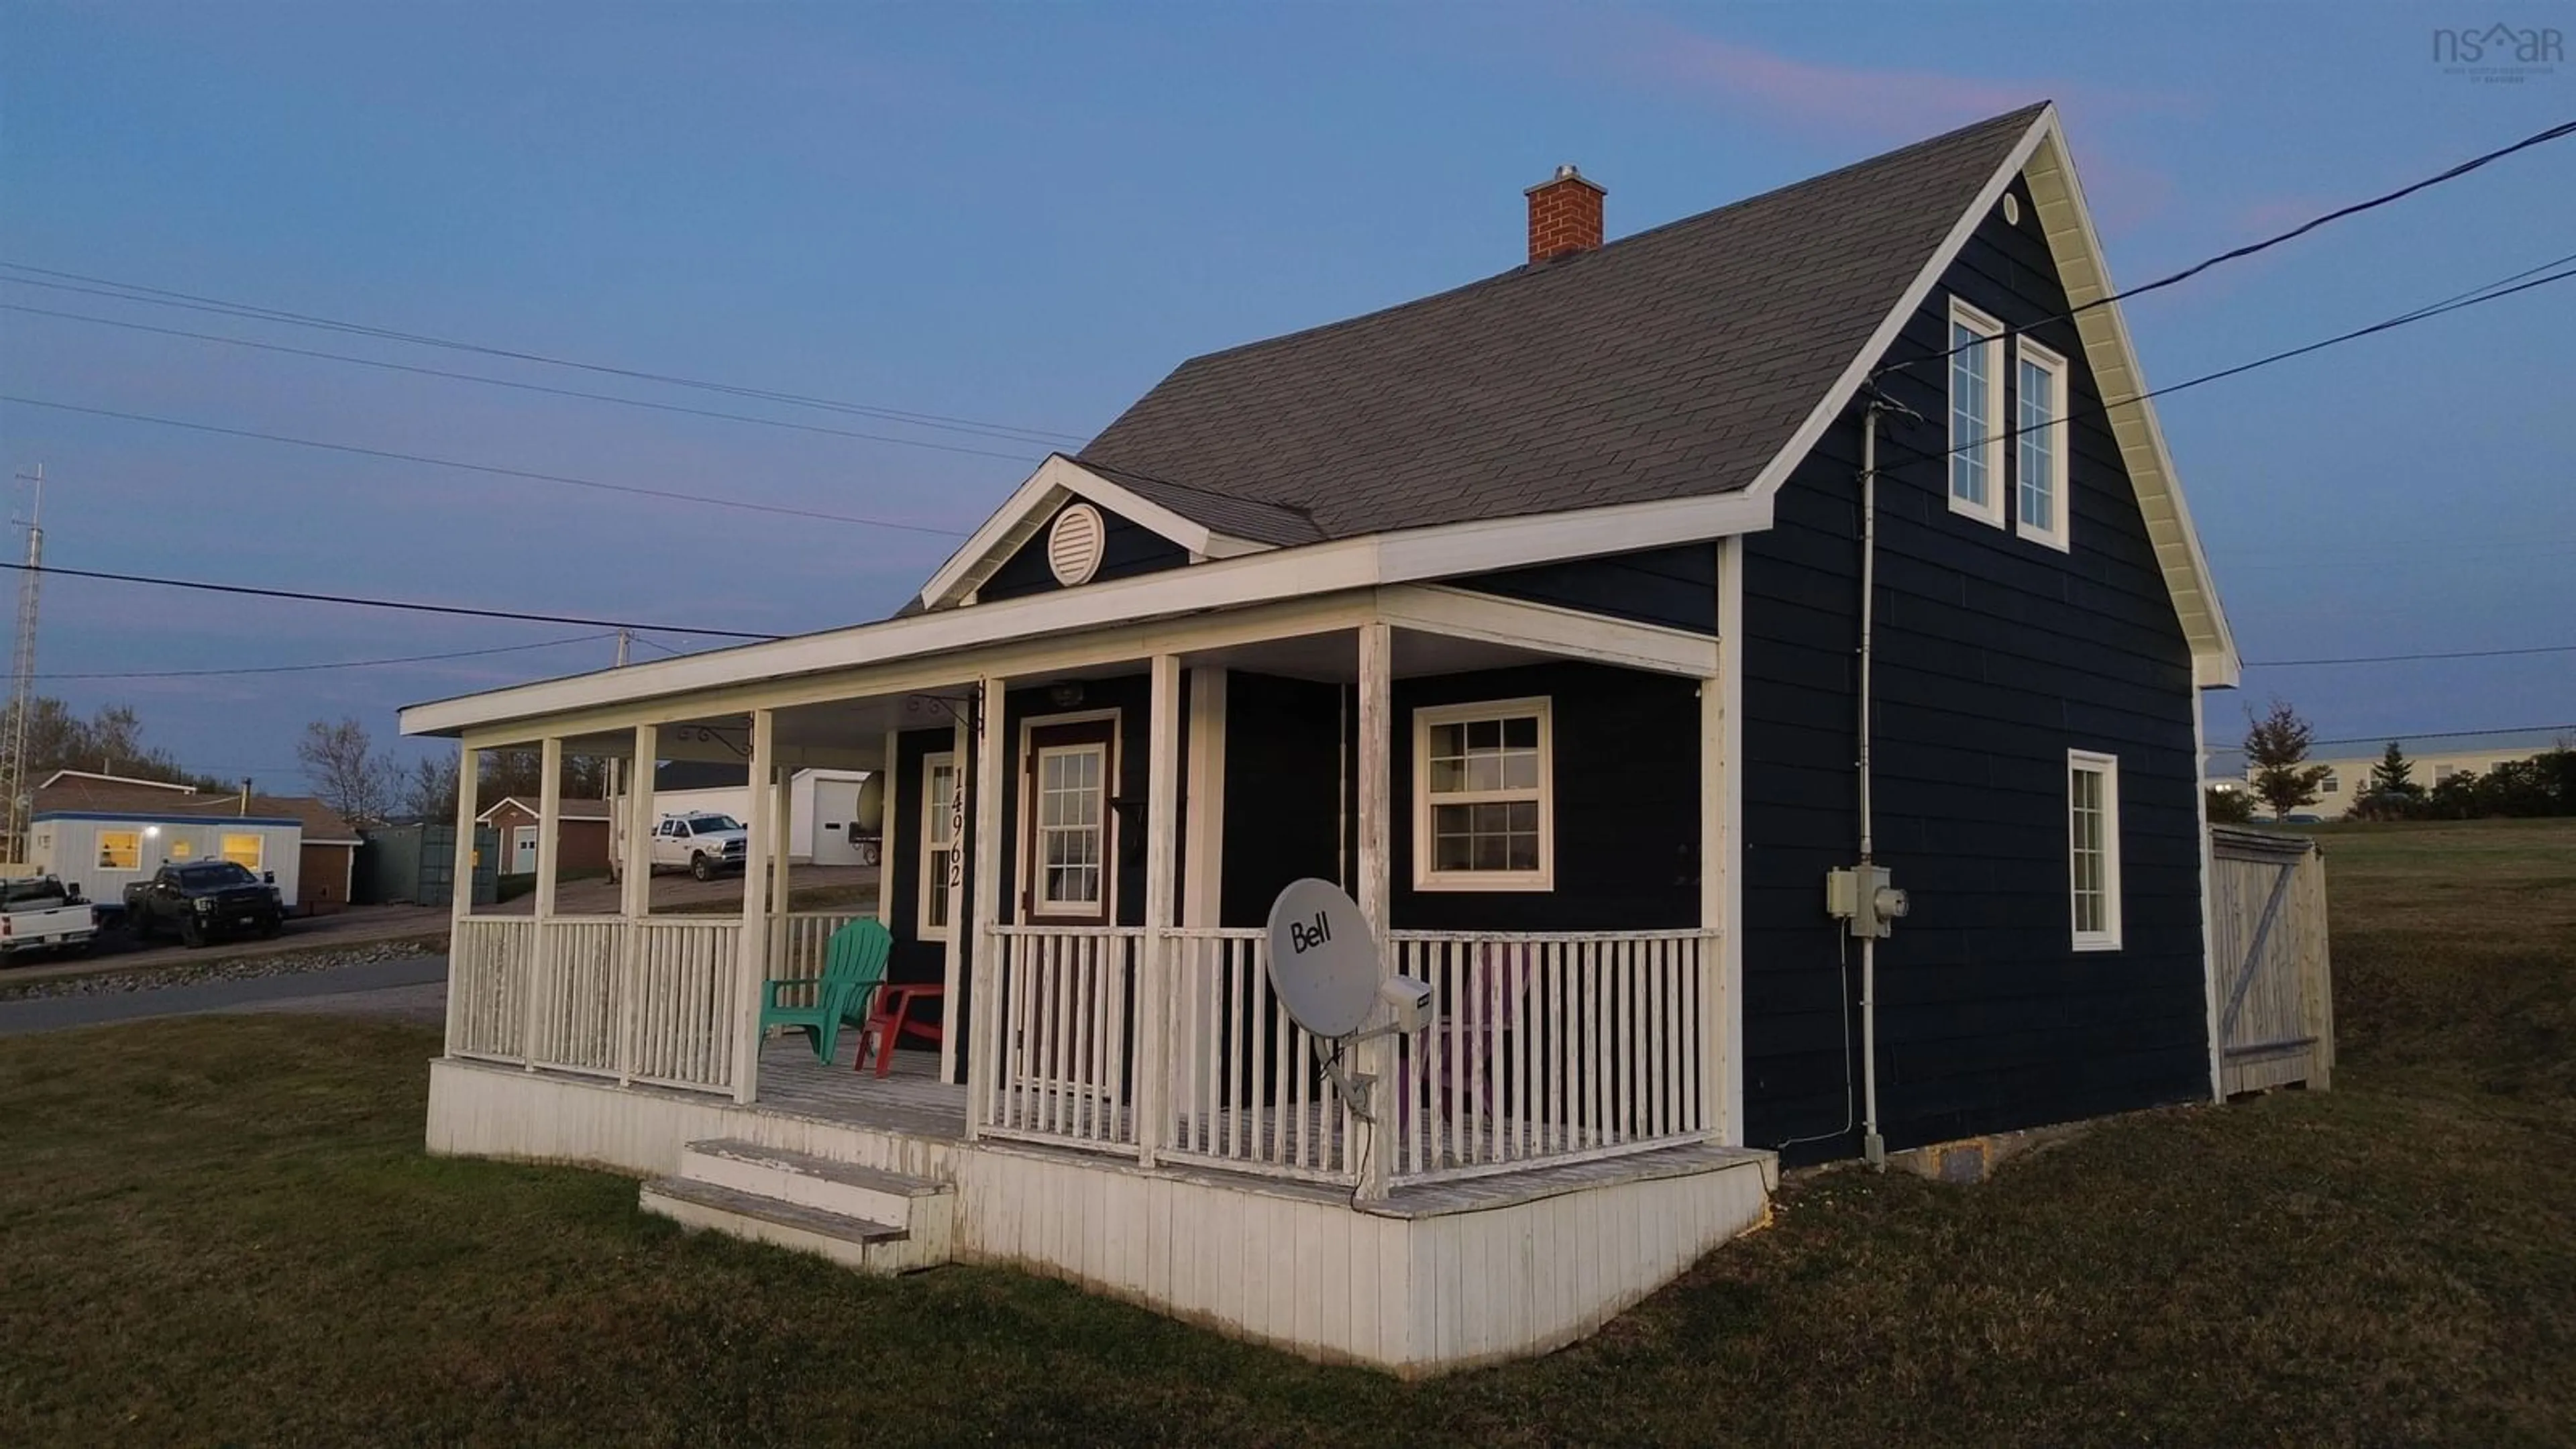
[403,497,1768,740]
[916,455,1273,612]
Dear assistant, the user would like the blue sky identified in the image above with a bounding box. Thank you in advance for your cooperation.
[2,1,2571,788]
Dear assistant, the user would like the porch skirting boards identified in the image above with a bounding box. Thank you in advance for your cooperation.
[425,1057,1775,1377]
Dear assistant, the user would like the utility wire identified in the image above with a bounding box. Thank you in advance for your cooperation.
[1877,256,2576,469]
[0,394,972,535]
[2244,643,2576,667]
[0,303,1046,464]
[0,561,786,640]
[0,264,1088,446]
[32,631,616,681]
[2300,724,2576,747]
[1874,117,2576,380]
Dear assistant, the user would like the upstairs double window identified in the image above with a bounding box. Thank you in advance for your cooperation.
[1947,297,2069,551]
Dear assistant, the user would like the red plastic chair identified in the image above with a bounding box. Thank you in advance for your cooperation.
[857,983,945,1077]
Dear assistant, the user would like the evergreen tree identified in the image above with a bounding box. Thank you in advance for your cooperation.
[2245,700,2332,821]
[2367,741,2422,798]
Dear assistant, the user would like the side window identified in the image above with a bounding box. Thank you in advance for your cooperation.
[1947,297,2006,528]
[2014,337,2070,551]
[97,829,141,871]
[2068,750,2123,952]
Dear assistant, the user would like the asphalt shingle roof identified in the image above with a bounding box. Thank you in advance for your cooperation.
[32,777,362,843]
[1078,105,2044,543]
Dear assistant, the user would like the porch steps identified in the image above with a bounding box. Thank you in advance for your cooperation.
[639,1138,954,1274]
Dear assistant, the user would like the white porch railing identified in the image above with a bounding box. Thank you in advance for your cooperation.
[1162,928,1358,1182]
[965,923,1719,1189]
[449,918,529,1061]
[531,917,620,1075]
[1387,930,1716,1184]
[441,914,745,1095]
[974,926,1140,1149]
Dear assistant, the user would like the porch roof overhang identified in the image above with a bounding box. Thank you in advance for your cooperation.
[400,490,1763,743]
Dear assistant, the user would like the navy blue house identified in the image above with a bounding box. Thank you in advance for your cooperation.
[411,102,2240,1175]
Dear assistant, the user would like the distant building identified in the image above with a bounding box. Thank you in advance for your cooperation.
[477,796,614,875]
[28,770,362,912]
[2206,727,2573,818]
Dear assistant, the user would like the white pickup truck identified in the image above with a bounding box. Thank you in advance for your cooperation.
[0,875,98,961]
[645,812,749,881]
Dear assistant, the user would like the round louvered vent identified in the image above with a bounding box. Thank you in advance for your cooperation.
[1047,502,1106,587]
[2000,193,2022,225]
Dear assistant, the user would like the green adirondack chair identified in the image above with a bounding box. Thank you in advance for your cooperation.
[760,918,892,1065]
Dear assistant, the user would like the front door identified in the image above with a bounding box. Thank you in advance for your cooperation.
[513,827,539,874]
[1022,718,1116,924]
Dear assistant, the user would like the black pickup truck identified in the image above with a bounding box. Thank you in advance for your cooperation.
[123,862,285,948]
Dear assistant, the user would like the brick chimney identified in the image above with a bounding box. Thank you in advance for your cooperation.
[1525,164,1605,264]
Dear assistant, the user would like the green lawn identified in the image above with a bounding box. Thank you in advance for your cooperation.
[5,821,2572,1445]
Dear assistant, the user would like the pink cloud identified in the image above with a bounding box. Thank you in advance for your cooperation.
[1562,17,2188,238]
[1625,26,2045,142]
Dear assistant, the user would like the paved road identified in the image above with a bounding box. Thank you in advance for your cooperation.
[4,904,449,987]
[0,955,451,1036]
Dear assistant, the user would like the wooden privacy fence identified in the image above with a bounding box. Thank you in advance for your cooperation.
[2209,826,2334,1095]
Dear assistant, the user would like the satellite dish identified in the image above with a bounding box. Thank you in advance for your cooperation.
[853,774,885,833]
[1265,877,1381,1038]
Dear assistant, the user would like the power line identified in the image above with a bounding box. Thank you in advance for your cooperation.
[0,303,1049,464]
[0,264,1089,447]
[2244,643,2576,667]
[626,633,694,658]
[1878,255,2576,470]
[0,394,973,535]
[0,561,786,640]
[2297,724,2576,748]
[32,631,616,681]
[1875,117,2576,380]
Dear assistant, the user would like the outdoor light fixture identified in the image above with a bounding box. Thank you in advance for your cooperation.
[1047,682,1085,710]
[143,825,162,839]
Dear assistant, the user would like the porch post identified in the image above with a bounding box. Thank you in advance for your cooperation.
[1354,621,1395,1201]
[616,724,657,1085]
[523,736,564,1069]
[1137,653,1181,1165]
[441,738,478,1057]
[963,675,1008,1136]
[1712,536,1746,1146]
[732,709,776,1104]
[1182,668,1226,927]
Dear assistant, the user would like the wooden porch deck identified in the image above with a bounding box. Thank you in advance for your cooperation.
[749,1039,968,1141]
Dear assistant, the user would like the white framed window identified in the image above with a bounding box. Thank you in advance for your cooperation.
[917,751,959,941]
[2014,337,2070,551]
[2068,750,2123,952]
[1413,697,1553,892]
[2319,769,2340,795]
[97,829,140,871]
[221,833,264,870]
[1947,297,2006,527]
